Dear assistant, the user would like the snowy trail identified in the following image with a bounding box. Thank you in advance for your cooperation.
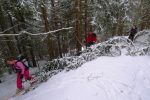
[0,67,39,100]
[11,56,150,100]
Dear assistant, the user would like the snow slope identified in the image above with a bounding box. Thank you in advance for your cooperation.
[0,73,16,100]
[12,56,150,100]
[0,67,39,100]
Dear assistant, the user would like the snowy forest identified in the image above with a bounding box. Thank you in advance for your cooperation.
[0,0,150,100]
[0,0,150,75]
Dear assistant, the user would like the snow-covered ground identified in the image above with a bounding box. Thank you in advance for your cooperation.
[10,55,150,100]
[0,73,16,100]
[0,67,39,100]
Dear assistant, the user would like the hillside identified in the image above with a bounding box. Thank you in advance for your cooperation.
[12,56,150,100]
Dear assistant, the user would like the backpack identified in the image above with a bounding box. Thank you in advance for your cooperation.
[92,33,97,37]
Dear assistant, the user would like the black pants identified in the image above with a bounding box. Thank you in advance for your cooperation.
[128,35,134,41]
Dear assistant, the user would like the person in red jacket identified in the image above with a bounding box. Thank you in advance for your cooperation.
[86,32,97,47]
[6,57,32,93]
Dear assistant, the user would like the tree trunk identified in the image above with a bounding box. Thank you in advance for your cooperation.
[75,0,82,53]
[40,0,54,60]
[140,0,150,30]
[0,6,17,57]
[56,34,62,58]
[50,0,62,58]
[7,13,22,54]
[29,46,37,67]
[84,0,88,48]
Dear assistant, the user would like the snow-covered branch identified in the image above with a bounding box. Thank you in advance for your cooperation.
[0,27,73,37]
[0,23,23,34]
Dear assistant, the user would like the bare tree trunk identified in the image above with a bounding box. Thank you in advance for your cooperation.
[140,0,150,30]
[84,0,88,48]
[140,12,148,30]
[75,0,82,53]
[0,6,17,57]
[116,19,124,36]
[50,0,62,58]
[7,13,22,54]
[29,46,37,67]
[56,33,62,58]
[40,0,54,60]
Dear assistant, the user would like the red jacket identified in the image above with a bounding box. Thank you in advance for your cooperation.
[86,33,97,43]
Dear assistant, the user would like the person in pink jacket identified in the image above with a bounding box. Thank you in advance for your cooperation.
[6,57,32,92]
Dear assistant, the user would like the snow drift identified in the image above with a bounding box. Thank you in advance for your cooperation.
[12,56,150,100]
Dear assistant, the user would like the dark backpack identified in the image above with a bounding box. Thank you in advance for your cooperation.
[92,33,97,37]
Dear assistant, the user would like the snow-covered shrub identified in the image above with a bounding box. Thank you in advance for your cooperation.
[106,36,135,55]
[105,34,150,56]
[130,46,150,56]
[134,30,150,47]
[43,41,123,73]
[35,31,150,82]
[42,37,131,74]
[130,30,150,56]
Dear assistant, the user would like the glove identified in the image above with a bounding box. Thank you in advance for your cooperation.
[20,74,23,79]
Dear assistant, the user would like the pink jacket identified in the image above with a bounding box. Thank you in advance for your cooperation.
[15,61,25,75]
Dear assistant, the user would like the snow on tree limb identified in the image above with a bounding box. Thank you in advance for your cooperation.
[0,27,73,37]
[0,23,23,34]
